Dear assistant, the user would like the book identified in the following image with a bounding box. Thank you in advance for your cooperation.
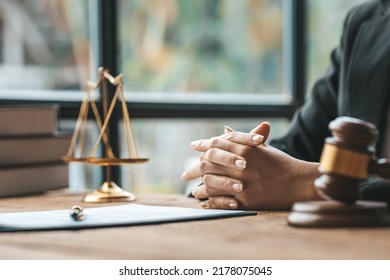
[0,104,59,136]
[0,104,70,197]
[0,163,68,197]
[0,133,72,166]
[0,203,257,232]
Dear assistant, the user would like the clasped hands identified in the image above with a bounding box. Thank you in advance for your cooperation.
[181,122,321,210]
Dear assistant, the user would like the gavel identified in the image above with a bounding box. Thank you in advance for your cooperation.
[315,116,390,204]
[288,116,390,227]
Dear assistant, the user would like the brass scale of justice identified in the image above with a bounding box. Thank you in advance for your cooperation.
[62,67,148,203]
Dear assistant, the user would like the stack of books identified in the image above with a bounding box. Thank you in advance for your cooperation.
[0,105,71,197]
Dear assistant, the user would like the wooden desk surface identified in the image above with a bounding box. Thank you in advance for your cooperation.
[0,190,389,260]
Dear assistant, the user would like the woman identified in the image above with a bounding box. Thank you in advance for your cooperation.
[181,0,390,210]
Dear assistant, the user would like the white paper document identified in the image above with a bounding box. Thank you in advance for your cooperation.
[0,203,256,232]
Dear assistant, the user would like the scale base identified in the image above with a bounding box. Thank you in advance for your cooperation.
[288,200,390,227]
[83,181,136,203]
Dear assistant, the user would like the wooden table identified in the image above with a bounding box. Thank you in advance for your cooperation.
[0,190,389,260]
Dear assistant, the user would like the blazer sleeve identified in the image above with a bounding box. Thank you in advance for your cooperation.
[270,7,358,162]
[270,55,339,161]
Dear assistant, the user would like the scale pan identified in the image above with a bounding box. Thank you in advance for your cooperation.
[62,156,149,165]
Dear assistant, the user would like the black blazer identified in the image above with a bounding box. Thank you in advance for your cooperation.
[271,0,390,162]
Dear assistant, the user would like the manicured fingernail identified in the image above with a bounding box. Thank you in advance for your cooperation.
[224,125,234,133]
[191,187,200,197]
[190,140,199,148]
[181,171,187,180]
[232,183,243,192]
[229,202,238,209]
[235,159,246,169]
[200,201,210,208]
[252,134,264,142]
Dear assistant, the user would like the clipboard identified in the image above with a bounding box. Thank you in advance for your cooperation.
[0,203,257,232]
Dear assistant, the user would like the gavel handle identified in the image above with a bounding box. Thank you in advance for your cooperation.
[370,158,390,178]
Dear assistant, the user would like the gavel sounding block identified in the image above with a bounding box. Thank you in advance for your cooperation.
[287,200,390,227]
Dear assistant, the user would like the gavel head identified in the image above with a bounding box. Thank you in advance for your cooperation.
[315,116,378,204]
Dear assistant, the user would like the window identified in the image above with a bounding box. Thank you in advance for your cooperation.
[0,0,93,96]
[0,0,307,194]
[118,0,284,95]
